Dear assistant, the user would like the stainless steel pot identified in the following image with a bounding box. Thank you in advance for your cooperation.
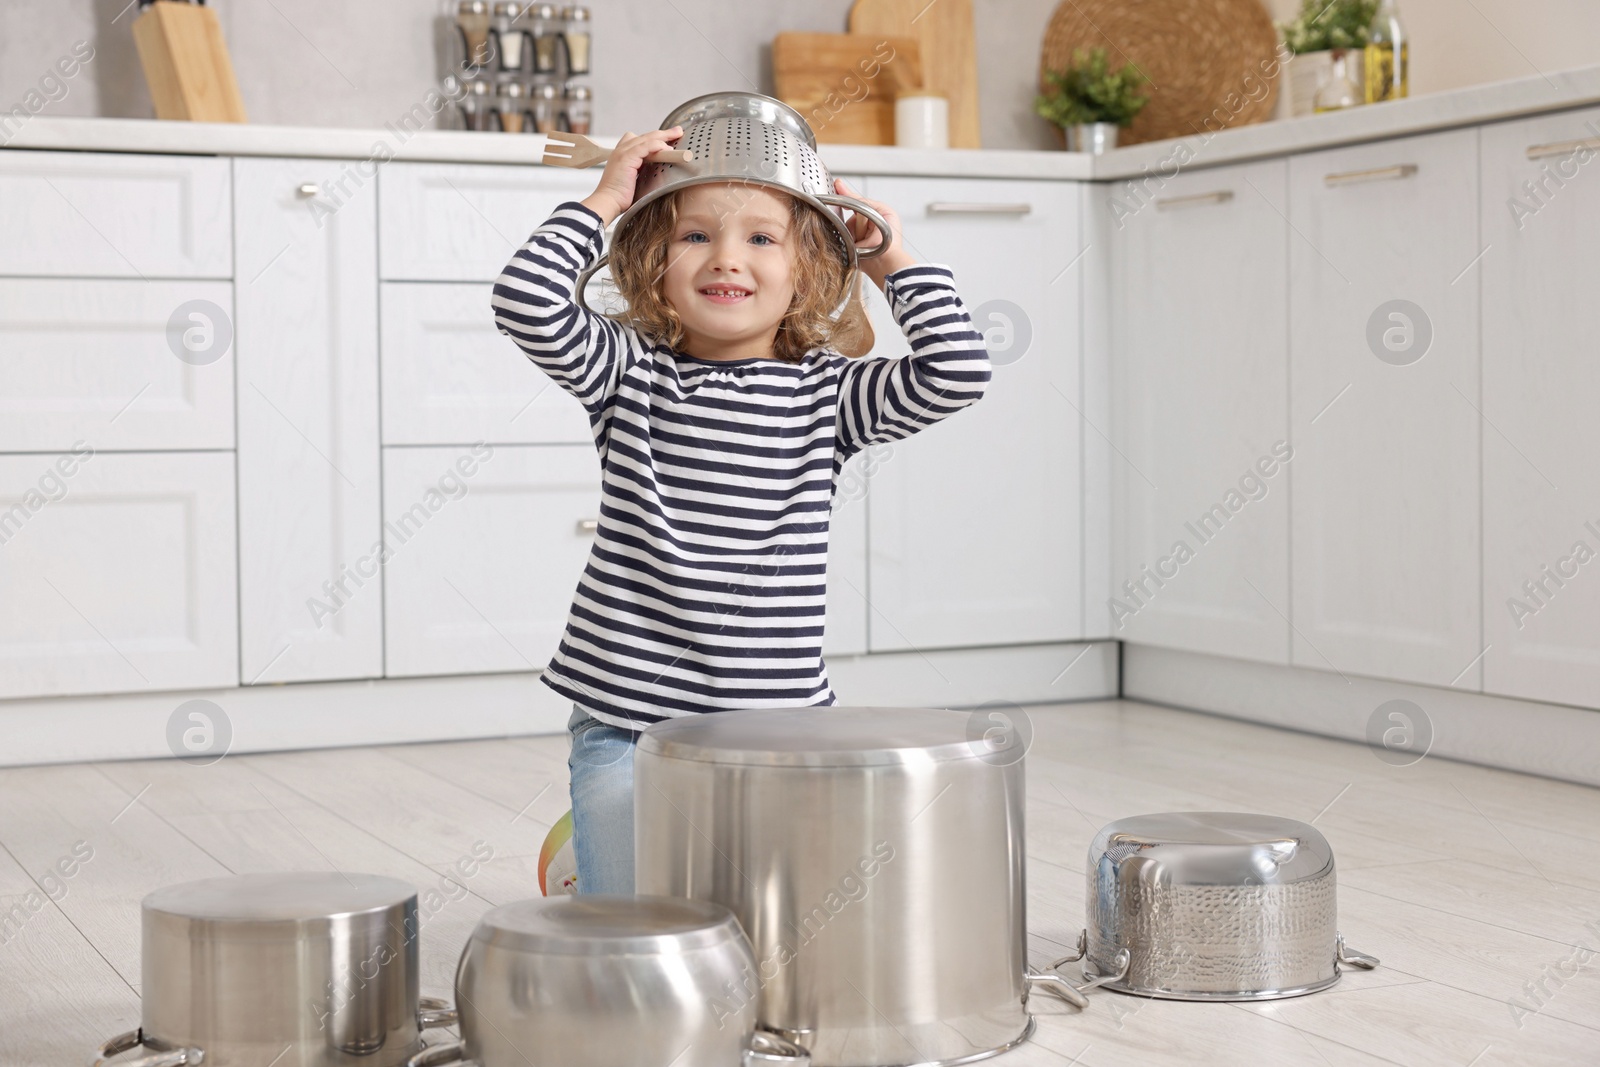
[574,90,892,315]
[634,706,1092,1067]
[94,872,456,1067]
[407,895,810,1067]
[1052,812,1380,1001]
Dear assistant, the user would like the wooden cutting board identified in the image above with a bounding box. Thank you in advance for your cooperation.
[132,0,248,123]
[849,0,980,148]
[773,33,924,145]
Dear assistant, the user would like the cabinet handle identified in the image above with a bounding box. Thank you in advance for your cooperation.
[576,518,598,534]
[1526,136,1600,160]
[1324,164,1417,186]
[296,183,321,198]
[1154,190,1234,210]
[925,202,1032,216]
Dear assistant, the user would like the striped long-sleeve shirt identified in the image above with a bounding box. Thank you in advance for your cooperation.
[490,199,990,730]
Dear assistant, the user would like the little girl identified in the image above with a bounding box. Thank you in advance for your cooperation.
[491,124,991,895]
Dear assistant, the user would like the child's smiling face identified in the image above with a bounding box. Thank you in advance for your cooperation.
[661,182,797,361]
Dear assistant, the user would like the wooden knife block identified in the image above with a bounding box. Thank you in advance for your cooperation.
[132,1,248,123]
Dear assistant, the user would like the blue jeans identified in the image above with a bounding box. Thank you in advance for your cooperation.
[566,705,640,895]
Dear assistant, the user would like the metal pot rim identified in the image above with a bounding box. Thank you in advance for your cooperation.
[638,707,994,768]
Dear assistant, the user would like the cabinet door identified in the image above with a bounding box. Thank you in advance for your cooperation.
[0,278,235,452]
[380,281,592,445]
[1107,160,1291,662]
[234,158,383,684]
[379,162,596,282]
[382,445,599,678]
[861,177,1082,651]
[1289,129,1482,688]
[0,452,237,698]
[0,150,231,278]
[1481,107,1600,707]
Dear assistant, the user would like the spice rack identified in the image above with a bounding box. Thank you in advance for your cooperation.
[446,1,592,135]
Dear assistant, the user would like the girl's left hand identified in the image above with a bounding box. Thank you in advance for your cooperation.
[834,178,915,285]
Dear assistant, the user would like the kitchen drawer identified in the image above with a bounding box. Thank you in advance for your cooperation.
[382,444,598,678]
[381,281,593,445]
[0,451,239,699]
[379,161,596,281]
[0,150,231,278]
[0,278,235,452]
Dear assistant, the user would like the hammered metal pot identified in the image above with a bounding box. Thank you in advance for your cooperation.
[574,90,892,315]
[1053,812,1380,1001]
[634,706,1092,1067]
[94,872,456,1067]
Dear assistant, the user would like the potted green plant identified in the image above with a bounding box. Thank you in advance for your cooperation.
[1035,47,1151,154]
[1279,0,1377,116]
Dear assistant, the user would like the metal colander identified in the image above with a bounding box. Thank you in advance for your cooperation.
[574,91,891,316]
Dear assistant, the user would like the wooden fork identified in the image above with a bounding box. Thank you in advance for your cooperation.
[541,131,695,169]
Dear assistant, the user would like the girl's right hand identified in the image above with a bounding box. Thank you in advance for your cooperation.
[579,126,684,226]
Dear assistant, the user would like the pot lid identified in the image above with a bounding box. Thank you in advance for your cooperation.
[637,706,993,767]
[474,895,743,956]
[143,872,416,925]
[1090,812,1334,886]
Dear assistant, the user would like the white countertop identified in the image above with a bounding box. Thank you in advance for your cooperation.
[5,64,1599,182]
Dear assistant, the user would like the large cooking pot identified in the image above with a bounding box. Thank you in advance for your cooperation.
[1052,812,1380,1001]
[634,706,1095,1067]
[407,895,809,1067]
[94,872,456,1067]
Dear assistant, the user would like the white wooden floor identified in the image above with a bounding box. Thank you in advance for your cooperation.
[2,699,1598,1067]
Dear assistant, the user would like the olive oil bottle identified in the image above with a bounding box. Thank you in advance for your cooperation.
[1364,0,1409,103]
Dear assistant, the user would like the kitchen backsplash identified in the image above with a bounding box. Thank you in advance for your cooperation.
[1,0,1597,151]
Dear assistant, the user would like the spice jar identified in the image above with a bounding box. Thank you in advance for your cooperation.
[530,3,561,74]
[562,82,591,135]
[455,0,492,68]
[491,1,529,74]
[561,5,592,75]
[532,82,560,134]
[495,79,529,133]
[460,77,493,131]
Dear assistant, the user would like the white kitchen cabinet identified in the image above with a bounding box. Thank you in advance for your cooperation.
[379,162,596,282]
[1288,129,1482,688]
[1106,159,1291,663]
[860,176,1082,652]
[0,150,231,278]
[0,278,236,452]
[233,158,383,684]
[824,451,870,657]
[380,282,592,445]
[382,444,600,678]
[0,451,237,698]
[1480,106,1600,708]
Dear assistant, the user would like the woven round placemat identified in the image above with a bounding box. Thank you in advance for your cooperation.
[1039,0,1281,147]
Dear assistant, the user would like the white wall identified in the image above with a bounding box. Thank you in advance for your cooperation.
[1,0,1598,150]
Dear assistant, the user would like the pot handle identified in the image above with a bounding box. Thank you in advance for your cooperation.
[574,251,609,316]
[812,194,893,260]
[1336,933,1380,971]
[743,1030,811,1066]
[404,1042,473,1067]
[417,996,459,1029]
[93,1029,204,1067]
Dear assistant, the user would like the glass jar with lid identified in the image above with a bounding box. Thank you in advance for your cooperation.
[491,1,529,75]
[562,82,591,135]
[529,3,561,74]
[460,77,493,131]
[561,5,592,75]
[532,82,560,135]
[494,79,529,133]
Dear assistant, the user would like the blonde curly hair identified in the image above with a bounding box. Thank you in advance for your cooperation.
[607,182,875,362]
